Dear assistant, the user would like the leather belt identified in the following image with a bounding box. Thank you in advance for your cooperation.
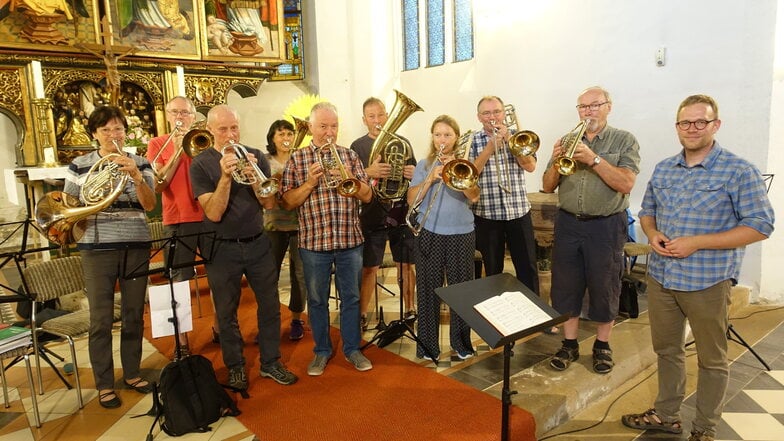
[109,201,143,210]
[218,232,263,243]
[560,209,620,221]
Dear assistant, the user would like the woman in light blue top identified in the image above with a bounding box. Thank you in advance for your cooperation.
[407,115,480,361]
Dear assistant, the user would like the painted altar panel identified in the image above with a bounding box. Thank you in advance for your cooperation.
[0,0,101,52]
[198,0,285,62]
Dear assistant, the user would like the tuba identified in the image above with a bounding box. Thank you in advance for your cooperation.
[182,121,214,158]
[406,131,477,236]
[35,152,129,245]
[368,90,423,201]
[318,138,361,197]
[555,119,590,176]
[290,115,311,149]
[222,140,279,197]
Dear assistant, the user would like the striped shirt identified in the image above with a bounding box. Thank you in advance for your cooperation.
[280,142,368,251]
[63,150,154,249]
[469,130,531,220]
[640,142,775,291]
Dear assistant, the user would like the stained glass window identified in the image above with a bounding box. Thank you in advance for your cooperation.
[402,0,420,71]
[427,0,445,67]
[453,0,473,62]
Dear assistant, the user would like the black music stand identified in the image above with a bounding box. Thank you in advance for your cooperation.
[124,230,214,361]
[436,273,566,441]
[0,220,68,386]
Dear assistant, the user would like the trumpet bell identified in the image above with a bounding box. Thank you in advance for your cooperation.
[509,130,540,157]
[182,129,214,158]
[555,157,577,176]
[443,159,479,191]
[338,178,361,197]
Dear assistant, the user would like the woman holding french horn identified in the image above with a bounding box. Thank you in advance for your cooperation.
[62,105,157,409]
[407,114,480,362]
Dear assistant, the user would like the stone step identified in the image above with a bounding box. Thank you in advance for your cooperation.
[490,284,749,438]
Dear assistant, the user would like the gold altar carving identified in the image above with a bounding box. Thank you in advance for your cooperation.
[187,74,265,108]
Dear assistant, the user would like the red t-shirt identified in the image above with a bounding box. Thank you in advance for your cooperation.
[147,135,204,225]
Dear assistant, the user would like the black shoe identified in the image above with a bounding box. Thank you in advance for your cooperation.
[549,345,579,371]
[124,378,153,394]
[228,366,248,390]
[592,348,614,374]
[99,391,121,408]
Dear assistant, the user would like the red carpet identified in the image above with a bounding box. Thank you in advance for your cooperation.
[144,283,536,441]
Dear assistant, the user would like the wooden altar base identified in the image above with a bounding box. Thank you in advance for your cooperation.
[20,12,68,45]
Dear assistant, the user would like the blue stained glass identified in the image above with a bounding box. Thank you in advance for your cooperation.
[453,0,473,62]
[427,0,445,66]
[402,0,420,71]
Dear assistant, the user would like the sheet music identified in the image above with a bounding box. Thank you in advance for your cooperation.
[474,291,552,336]
[149,281,193,338]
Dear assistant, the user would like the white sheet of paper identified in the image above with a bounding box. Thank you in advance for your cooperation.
[149,281,193,338]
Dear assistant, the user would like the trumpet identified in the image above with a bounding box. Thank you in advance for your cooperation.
[406,131,477,236]
[318,138,361,197]
[492,104,540,192]
[221,140,279,197]
[555,119,590,176]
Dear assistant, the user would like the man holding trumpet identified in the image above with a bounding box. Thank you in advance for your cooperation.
[542,86,641,374]
[146,96,204,356]
[281,102,374,376]
[190,104,298,391]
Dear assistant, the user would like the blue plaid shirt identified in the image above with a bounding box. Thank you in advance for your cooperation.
[468,130,531,220]
[640,143,774,291]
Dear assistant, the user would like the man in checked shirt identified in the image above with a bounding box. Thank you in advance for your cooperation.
[622,94,774,441]
[280,102,374,376]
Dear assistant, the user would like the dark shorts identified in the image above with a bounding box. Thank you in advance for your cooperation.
[550,210,626,322]
[362,226,417,267]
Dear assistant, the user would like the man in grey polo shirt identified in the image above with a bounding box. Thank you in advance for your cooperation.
[542,86,641,374]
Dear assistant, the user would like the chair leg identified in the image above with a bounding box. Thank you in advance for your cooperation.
[23,353,41,427]
[64,336,83,409]
[1,359,8,408]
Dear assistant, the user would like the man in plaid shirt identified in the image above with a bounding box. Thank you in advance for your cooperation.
[622,95,774,441]
[280,102,374,376]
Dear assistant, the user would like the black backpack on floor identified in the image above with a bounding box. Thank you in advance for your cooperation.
[147,355,240,439]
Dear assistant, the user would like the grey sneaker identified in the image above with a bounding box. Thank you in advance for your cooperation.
[346,351,373,372]
[307,354,330,376]
[260,362,298,385]
[228,366,248,390]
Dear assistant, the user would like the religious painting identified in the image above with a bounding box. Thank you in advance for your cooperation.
[0,0,101,52]
[198,0,286,62]
[107,0,203,60]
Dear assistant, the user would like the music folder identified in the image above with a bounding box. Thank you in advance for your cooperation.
[436,272,566,348]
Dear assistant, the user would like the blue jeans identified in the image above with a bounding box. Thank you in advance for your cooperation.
[299,245,363,357]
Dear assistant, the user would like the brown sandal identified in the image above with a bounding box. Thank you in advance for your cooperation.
[622,408,682,434]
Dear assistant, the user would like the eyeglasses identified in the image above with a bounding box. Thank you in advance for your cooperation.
[479,109,504,117]
[97,127,126,135]
[167,110,193,116]
[675,119,715,131]
[576,102,609,111]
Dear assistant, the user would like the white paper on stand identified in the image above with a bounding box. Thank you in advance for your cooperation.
[149,281,193,338]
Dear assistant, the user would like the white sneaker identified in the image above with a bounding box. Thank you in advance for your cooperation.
[346,351,373,371]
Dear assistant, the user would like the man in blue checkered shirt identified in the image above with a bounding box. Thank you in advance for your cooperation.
[622,95,774,441]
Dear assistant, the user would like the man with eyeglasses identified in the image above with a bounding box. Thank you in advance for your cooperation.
[622,95,774,441]
[542,86,641,374]
[469,96,539,317]
[146,96,205,357]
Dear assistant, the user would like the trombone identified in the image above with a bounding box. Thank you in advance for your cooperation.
[554,119,590,176]
[317,138,361,197]
[221,140,280,197]
[149,120,183,180]
[492,104,540,192]
[406,131,477,236]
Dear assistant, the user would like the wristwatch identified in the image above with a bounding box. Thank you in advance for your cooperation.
[592,156,602,167]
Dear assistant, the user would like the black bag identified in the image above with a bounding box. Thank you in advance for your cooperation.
[147,355,240,439]
[619,275,640,319]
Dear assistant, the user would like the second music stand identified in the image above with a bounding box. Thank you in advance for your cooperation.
[436,272,566,441]
[124,230,214,361]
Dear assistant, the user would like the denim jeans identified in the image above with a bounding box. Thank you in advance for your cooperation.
[299,245,363,357]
